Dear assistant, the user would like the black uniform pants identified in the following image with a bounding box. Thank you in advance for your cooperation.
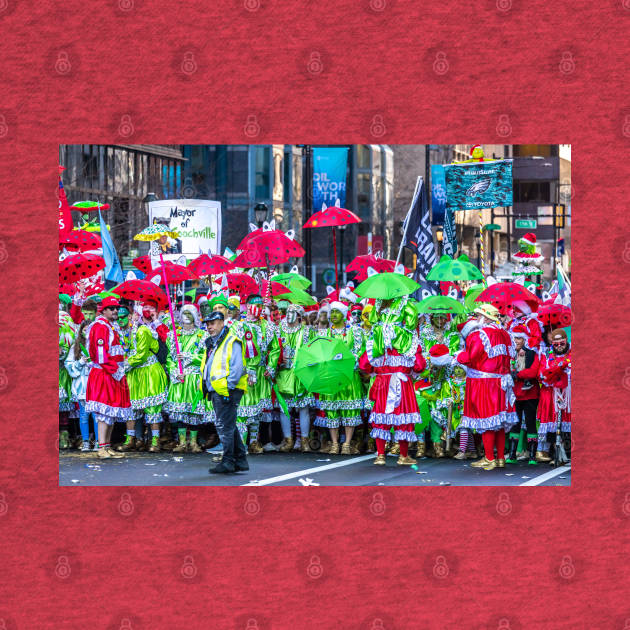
[210,389,246,468]
[514,398,538,436]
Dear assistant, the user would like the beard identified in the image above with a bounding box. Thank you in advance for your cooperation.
[552,344,568,355]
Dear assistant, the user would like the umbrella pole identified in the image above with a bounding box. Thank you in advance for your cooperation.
[159,252,183,376]
[265,254,272,304]
[333,228,339,293]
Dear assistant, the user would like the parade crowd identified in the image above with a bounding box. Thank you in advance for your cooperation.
[58,275,572,473]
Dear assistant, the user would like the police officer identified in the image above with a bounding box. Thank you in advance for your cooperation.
[200,311,248,474]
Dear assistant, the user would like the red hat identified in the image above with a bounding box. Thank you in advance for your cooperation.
[429,343,452,367]
[98,296,120,311]
[511,324,529,339]
[520,232,536,246]
[414,377,433,391]
[142,298,159,309]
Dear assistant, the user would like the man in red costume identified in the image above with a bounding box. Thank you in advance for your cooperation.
[456,304,518,470]
[85,297,134,459]
[508,299,543,352]
[535,328,571,463]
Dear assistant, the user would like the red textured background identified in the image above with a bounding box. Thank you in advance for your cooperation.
[0,0,627,628]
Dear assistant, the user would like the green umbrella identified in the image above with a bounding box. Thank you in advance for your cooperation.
[416,295,464,315]
[275,288,317,306]
[294,337,355,396]
[354,272,420,300]
[59,293,72,305]
[272,272,311,290]
[96,291,120,300]
[464,285,486,313]
[426,254,483,282]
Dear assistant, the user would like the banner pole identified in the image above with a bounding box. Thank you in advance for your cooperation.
[396,176,421,267]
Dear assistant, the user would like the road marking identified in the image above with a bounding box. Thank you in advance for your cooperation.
[519,465,571,486]
[242,454,374,486]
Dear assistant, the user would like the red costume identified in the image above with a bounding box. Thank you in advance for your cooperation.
[456,323,518,433]
[85,315,133,424]
[537,350,571,436]
[359,337,426,445]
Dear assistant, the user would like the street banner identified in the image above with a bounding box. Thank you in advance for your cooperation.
[401,176,438,281]
[443,205,458,258]
[58,178,73,240]
[148,199,221,259]
[313,147,348,209]
[444,159,513,211]
[430,164,447,226]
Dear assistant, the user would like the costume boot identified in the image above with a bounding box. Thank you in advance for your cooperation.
[188,434,203,454]
[415,441,426,458]
[172,434,188,453]
[278,436,294,452]
[432,442,445,458]
[528,440,538,465]
[116,435,137,452]
[148,436,161,453]
[389,442,400,456]
[248,440,264,454]
[505,435,519,464]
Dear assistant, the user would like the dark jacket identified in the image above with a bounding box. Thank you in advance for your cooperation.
[513,347,540,400]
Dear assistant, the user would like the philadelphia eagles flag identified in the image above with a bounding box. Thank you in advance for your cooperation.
[397,176,438,283]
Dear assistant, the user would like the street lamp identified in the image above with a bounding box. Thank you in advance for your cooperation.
[254,202,268,228]
[436,228,443,256]
[142,192,158,215]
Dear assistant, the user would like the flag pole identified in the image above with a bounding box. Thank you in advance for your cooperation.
[396,176,422,267]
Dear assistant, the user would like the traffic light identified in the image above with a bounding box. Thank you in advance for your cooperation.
[554,204,565,228]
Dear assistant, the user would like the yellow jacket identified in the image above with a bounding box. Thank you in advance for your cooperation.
[199,331,248,397]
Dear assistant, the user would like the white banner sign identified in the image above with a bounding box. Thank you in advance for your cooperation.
[148,199,221,259]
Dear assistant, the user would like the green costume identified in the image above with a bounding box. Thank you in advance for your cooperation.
[126,323,168,423]
[59,314,76,412]
[417,320,463,442]
[165,326,213,424]
[314,324,365,428]
[233,316,280,412]
[275,320,314,410]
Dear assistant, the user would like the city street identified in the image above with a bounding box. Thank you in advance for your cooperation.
[60,451,570,487]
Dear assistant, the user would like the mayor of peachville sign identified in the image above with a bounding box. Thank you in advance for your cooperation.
[148,199,221,258]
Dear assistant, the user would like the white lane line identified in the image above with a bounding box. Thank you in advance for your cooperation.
[519,465,571,486]
[242,454,375,486]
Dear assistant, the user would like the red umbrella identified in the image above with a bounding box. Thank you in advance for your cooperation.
[132,255,153,275]
[260,280,290,296]
[538,303,572,328]
[303,200,361,291]
[60,230,102,252]
[188,254,234,277]
[147,261,197,285]
[111,280,168,311]
[346,255,410,282]
[59,253,105,284]
[216,272,258,295]
[475,282,541,313]
[234,230,305,268]
[236,227,265,252]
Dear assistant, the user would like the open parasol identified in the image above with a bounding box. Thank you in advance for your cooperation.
[133,225,183,375]
[426,254,483,282]
[416,295,465,315]
[354,269,420,300]
[347,255,411,283]
[475,282,540,313]
[71,201,111,212]
[303,199,361,292]
[147,261,197,285]
[537,303,572,328]
[59,253,105,284]
[111,279,168,312]
[60,230,102,252]
[187,253,235,277]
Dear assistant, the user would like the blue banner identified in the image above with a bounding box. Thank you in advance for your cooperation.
[430,164,447,225]
[444,159,513,211]
[313,147,348,209]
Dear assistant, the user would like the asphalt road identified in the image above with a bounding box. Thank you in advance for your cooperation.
[60,450,571,487]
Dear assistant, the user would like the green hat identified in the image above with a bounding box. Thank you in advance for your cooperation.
[208,295,228,309]
[118,306,130,318]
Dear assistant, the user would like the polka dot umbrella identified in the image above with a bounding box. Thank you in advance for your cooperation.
[147,261,197,285]
[475,282,541,313]
[132,255,153,275]
[346,254,410,282]
[110,279,168,312]
[59,253,105,284]
[233,230,305,268]
[216,272,258,296]
[426,254,484,282]
[59,230,102,252]
[303,199,361,292]
[187,254,235,277]
[538,303,572,328]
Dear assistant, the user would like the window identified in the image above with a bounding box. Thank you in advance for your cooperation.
[254,146,271,199]
[357,144,370,169]
[227,147,248,197]
[357,172,371,220]
[515,181,550,202]
[284,151,291,203]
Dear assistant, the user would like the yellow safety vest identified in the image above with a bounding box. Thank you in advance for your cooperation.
[199,332,248,397]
